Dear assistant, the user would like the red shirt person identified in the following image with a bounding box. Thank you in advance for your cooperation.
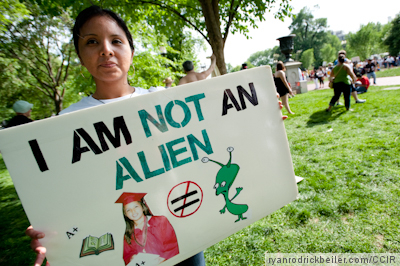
[115,192,179,265]
[355,73,370,94]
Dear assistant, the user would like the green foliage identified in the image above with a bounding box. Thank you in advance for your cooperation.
[384,13,400,56]
[346,22,388,60]
[300,48,315,70]
[289,7,328,67]
[327,33,342,52]
[0,0,29,32]
[0,2,76,115]
[247,48,274,66]
[52,0,294,74]
[320,44,336,64]
[1,0,207,115]
[131,51,177,88]
[321,33,342,63]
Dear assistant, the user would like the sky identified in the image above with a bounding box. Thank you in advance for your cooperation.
[197,0,400,69]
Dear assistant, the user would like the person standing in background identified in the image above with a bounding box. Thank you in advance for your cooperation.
[178,55,216,85]
[274,61,295,114]
[5,100,34,128]
[364,59,376,85]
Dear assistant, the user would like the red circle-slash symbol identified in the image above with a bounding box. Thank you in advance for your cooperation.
[167,181,203,218]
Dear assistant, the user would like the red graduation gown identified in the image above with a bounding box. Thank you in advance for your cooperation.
[123,216,179,265]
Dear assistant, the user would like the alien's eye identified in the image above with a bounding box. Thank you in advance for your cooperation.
[214,183,219,189]
[201,157,209,163]
[227,147,234,152]
[221,181,226,187]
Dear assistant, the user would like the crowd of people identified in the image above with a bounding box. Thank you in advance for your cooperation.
[271,48,389,114]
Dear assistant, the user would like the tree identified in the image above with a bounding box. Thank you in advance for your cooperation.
[289,7,328,67]
[247,48,274,67]
[57,0,293,75]
[321,32,342,63]
[0,2,75,114]
[346,22,388,60]
[320,44,335,64]
[384,13,400,56]
[300,48,314,70]
[0,0,29,33]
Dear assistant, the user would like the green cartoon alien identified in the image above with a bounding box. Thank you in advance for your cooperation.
[202,147,248,222]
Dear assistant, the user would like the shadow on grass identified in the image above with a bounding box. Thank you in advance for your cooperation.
[306,108,346,127]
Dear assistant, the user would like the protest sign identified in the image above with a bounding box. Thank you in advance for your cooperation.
[0,66,298,266]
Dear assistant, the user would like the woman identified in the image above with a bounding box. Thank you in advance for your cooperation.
[273,61,295,114]
[25,6,286,266]
[326,54,357,112]
[115,193,179,265]
[317,66,325,88]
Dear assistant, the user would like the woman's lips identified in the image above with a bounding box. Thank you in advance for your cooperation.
[100,62,117,68]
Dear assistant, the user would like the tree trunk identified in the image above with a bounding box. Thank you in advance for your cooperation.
[198,0,227,75]
[53,89,63,115]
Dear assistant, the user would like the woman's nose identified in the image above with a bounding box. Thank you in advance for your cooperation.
[100,41,114,56]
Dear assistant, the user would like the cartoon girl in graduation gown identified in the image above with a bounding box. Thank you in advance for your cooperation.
[115,192,179,265]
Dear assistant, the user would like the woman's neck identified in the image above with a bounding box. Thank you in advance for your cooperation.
[134,216,145,230]
[92,79,134,100]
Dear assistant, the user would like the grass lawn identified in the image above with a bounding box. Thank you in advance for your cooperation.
[205,85,400,265]
[305,66,400,85]
[1,84,400,265]
[376,66,400,78]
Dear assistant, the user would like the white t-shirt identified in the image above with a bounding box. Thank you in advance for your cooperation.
[59,87,164,115]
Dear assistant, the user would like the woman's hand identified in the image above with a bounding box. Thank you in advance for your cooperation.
[26,225,49,266]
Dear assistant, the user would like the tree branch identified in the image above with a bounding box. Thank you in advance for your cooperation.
[223,0,241,42]
[138,0,210,43]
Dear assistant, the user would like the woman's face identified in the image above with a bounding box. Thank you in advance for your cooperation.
[124,201,144,222]
[77,15,134,84]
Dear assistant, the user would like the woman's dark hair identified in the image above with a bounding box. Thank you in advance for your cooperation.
[338,54,346,64]
[276,61,285,71]
[123,200,152,245]
[72,5,134,56]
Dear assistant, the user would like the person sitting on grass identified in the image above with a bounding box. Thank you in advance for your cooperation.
[354,73,370,94]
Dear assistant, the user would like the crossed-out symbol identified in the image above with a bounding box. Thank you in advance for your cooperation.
[167,181,203,218]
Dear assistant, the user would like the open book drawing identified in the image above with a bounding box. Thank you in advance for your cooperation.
[80,233,114,257]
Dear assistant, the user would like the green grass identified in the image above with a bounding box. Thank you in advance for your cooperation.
[205,85,400,265]
[1,85,400,265]
[376,66,400,78]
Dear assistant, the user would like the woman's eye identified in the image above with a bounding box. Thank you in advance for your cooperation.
[86,39,98,44]
[113,39,122,44]
[221,181,226,187]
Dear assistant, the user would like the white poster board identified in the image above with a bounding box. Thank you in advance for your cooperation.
[0,66,298,266]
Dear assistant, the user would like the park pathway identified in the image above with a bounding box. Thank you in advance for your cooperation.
[307,75,400,92]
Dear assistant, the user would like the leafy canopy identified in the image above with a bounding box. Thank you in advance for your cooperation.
[384,13,400,56]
